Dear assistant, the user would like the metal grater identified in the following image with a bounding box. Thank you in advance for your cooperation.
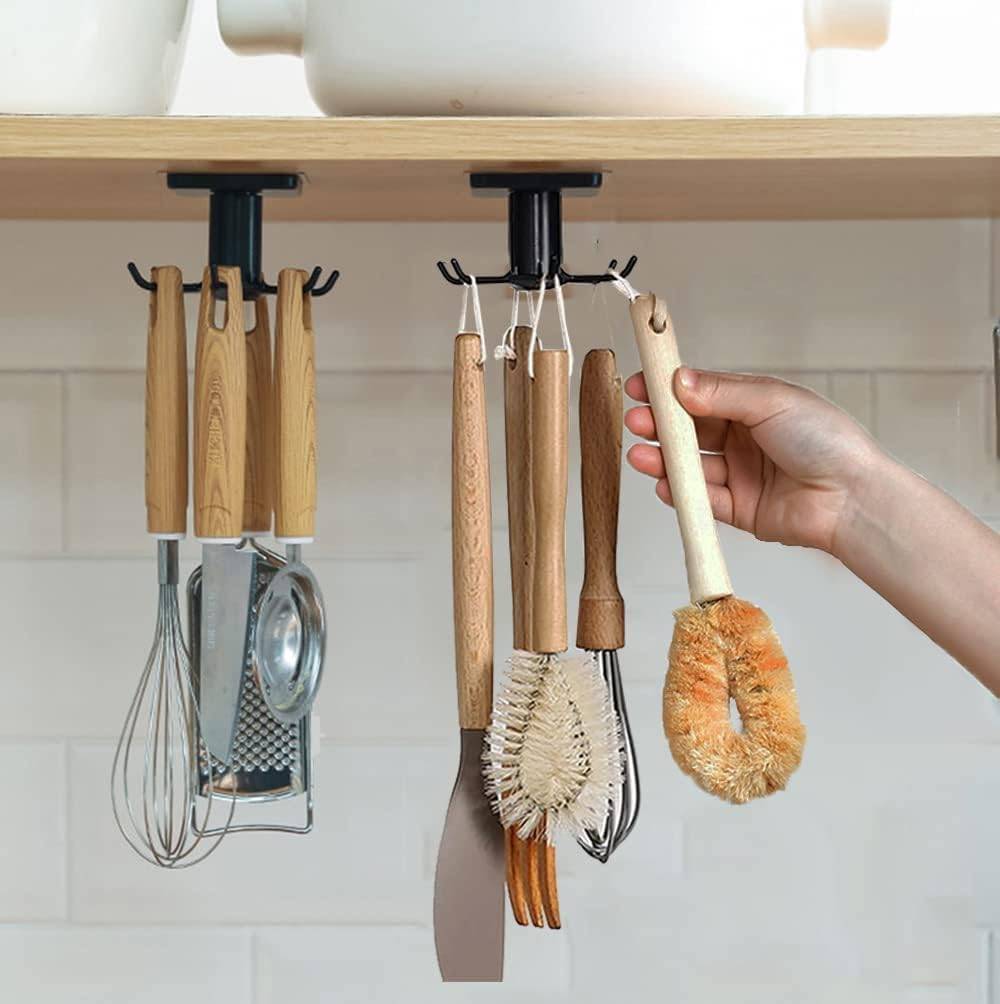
[187,543,313,836]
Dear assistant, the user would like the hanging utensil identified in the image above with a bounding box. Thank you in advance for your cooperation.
[193,266,257,767]
[575,349,639,863]
[434,333,506,983]
[112,265,231,868]
[255,269,326,724]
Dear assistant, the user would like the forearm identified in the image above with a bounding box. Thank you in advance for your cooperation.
[834,458,1000,694]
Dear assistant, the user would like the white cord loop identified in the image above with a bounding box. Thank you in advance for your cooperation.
[458,275,487,364]
[495,289,529,362]
[609,268,640,303]
[526,276,575,379]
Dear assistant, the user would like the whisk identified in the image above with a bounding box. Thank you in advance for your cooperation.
[112,266,232,868]
[575,350,640,862]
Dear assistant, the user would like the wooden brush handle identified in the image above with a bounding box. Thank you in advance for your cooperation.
[531,350,569,654]
[274,269,318,543]
[629,294,733,604]
[243,296,273,536]
[145,266,188,538]
[577,349,625,651]
[452,334,494,730]
[504,327,535,651]
[194,266,247,541]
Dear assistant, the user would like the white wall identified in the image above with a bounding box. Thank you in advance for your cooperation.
[2,1,1000,1002]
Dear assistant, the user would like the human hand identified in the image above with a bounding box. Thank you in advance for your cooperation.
[625,368,882,555]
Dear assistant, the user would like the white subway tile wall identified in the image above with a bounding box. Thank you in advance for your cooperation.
[0,219,997,1003]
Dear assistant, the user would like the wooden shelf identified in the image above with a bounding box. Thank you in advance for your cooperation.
[2,115,1000,221]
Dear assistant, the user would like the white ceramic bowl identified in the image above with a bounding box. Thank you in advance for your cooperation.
[218,0,891,116]
[1,0,193,114]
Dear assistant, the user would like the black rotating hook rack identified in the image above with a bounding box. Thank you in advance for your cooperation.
[127,173,339,300]
[437,172,637,291]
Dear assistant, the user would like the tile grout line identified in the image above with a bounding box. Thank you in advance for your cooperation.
[62,738,72,925]
[59,371,69,555]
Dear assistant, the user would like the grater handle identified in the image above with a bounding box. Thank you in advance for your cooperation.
[243,297,274,536]
[194,266,247,541]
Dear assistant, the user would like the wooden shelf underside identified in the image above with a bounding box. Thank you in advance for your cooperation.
[2,115,1000,221]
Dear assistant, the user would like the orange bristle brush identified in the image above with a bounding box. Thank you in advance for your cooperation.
[628,293,806,804]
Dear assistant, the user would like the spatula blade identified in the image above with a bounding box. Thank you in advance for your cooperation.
[433,729,505,982]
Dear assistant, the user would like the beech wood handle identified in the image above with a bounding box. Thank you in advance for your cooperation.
[628,294,732,604]
[577,349,625,651]
[452,334,494,730]
[504,327,535,651]
[243,297,273,536]
[531,350,569,654]
[145,266,188,537]
[274,269,318,542]
[194,267,247,541]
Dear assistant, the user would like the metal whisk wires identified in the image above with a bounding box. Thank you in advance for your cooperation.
[111,540,234,868]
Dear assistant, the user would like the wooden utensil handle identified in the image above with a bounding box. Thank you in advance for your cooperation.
[244,297,274,536]
[628,294,732,604]
[577,349,625,651]
[531,350,569,654]
[452,334,494,730]
[194,266,247,541]
[504,327,535,651]
[145,266,188,538]
[274,269,318,543]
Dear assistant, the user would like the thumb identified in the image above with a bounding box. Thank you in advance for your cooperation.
[674,368,792,428]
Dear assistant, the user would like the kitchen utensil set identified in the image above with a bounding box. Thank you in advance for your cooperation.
[114,264,328,867]
[118,238,804,984]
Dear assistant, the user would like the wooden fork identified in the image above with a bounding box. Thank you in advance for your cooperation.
[506,817,560,929]
[502,327,561,930]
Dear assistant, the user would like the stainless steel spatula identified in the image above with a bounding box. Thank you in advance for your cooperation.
[434,334,505,983]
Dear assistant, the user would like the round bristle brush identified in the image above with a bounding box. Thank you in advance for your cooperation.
[628,294,806,805]
[486,348,621,841]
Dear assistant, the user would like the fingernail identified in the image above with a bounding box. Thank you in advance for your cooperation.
[678,367,698,390]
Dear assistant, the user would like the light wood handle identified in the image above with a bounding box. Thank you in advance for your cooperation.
[243,297,273,536]
[629,294,733,604]
[577,349,625,651]
[531,350,569,654]
[194,267,247,541]
[504,327,535,651]
[452,334,494,730]
[274,269,318,542]
[145,266,188,537]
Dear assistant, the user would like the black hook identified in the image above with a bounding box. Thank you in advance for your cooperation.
[127,262,340,299]
[127,173,339,301]
[436,255,638,290]
[437,173,638,291]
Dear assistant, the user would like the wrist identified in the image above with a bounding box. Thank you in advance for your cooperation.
[830,446,911,566]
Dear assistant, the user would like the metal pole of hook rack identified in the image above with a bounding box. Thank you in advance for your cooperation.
[126,173,340,301]
[437,172,638,291]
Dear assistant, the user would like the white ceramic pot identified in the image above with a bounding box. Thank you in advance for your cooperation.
[218,0,891,116]
[1,0,193,114]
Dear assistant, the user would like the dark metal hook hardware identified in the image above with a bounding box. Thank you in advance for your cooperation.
[126,173,339,300]
[437,172,638,290]
[127,262,340,299]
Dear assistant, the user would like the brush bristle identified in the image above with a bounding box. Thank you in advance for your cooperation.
[484,650,623,841]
